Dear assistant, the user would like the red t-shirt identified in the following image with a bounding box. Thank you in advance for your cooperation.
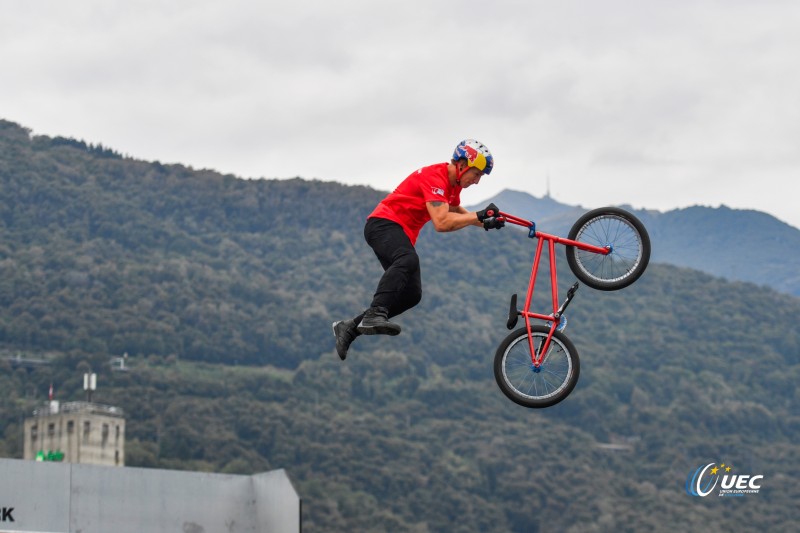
[368,163,462,245]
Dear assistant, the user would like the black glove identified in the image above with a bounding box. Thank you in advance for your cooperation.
[483,217,505,231]
[477,203,500,222]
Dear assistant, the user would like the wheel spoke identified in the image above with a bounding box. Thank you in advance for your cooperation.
[573,214,643,285]
[502,332,572,401]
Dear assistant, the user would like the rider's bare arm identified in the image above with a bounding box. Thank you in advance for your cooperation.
[451,204,484,226]
[427,201,482,232]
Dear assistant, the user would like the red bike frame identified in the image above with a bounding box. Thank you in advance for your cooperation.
[499,212,611,368]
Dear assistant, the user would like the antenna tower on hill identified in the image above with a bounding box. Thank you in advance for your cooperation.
[546,171,551,198]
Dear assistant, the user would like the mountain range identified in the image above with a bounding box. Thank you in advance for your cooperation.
[470,189,800,297]
[1,119,798,532]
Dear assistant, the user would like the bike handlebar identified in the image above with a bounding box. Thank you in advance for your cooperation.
[497,211,537,238]
[497,211,534,228]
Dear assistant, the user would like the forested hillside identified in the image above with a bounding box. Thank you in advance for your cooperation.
[0,119,386,367]
[1,119,799,532]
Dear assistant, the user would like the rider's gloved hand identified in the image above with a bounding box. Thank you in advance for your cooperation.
[483,217,505,231]
[477,203,500,222]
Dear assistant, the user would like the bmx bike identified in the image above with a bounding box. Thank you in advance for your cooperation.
[493,207,651,408]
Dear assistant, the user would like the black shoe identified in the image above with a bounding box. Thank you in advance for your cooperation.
[332,319,359,360]
[357,307,401,336]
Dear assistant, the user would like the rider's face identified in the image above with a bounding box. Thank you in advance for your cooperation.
[460,167,484,188]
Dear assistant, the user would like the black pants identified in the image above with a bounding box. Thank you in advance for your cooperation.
[355,218,422,323]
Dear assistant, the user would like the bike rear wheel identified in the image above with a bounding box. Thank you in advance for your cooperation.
[494,325,580,408]
[566,207,650,291]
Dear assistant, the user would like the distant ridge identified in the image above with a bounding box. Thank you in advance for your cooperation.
[471,189,800,297]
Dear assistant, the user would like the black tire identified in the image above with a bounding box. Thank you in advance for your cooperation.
[566,207,650,291]
[494,325,580,408]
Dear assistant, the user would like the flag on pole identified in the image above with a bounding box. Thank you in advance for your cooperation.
[49,383,54,401]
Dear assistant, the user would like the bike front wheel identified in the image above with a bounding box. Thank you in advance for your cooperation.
[566,207,651,291]
[494,325,580,408]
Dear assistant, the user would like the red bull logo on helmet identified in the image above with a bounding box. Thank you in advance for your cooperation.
[462,144,479,163]
[466,149,488,172]
[454,139,491,173]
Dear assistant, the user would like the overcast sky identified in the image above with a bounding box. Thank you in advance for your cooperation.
[2,0,799,228]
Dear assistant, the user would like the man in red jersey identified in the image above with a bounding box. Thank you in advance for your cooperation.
[332,139,504,360]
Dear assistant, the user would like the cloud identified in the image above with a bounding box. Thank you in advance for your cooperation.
[1,0,799,227]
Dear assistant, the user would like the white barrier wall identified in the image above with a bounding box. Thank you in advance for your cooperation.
[0,458,300,533]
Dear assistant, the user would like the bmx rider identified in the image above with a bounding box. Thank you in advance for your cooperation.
[332,139,505,360]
